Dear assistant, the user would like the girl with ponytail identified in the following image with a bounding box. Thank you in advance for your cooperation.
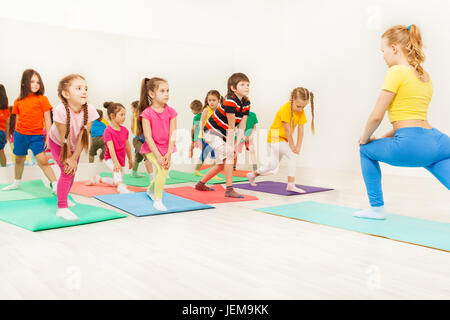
[48,74,99,220]
[137,77,177,212]
[355,24,450,220]
[246,87,315,193]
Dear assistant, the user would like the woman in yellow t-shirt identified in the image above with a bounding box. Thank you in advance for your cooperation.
[355,24,450,220]
[247,87,315,193]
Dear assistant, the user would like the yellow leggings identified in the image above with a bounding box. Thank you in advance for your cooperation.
[145,153,168,200]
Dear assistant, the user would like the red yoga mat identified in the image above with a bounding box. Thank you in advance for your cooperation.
[70,181,146,197]
[165,184,259,204]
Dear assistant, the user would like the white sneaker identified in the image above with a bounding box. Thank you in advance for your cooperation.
[56,208,79,221]
[117,184,131,194]
[153,199,167,211]
[2,181,21,191]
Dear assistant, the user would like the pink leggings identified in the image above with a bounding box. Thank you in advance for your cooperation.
[49,138,79,208]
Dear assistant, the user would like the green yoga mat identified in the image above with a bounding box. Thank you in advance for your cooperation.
[100,172,186,187]
[168,169,249,185]
[0,197,127,231]
[101,169,249,187]
[256,201,450,252]
[0,179,54,202]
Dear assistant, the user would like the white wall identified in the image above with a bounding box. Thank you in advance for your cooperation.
[1,0,449,176]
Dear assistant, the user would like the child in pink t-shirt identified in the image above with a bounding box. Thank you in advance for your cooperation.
[87,102,133,193]
[136,77,177,211]
[48,74,99,221]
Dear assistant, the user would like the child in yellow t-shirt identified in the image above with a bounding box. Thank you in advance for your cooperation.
[247,87,315,193]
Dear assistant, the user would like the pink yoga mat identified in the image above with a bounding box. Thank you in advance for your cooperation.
[70,181,146,197]
[233,181,333,196]
[165,184,259,204]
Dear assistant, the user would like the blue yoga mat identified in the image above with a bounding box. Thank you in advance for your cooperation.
[95,192,215,217]
[255,201,450,252]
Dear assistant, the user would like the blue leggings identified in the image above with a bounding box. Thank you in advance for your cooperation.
[360,127,450,207]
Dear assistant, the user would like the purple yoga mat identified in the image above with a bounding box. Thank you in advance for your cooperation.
[233,181,333,196]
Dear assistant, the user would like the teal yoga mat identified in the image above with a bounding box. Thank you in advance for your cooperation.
[256,201,450,252]
[0,179,54,202]
[0,197,127,231]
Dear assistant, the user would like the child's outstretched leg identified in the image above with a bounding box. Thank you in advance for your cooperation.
[195,164,223,191]
[145,153,169,211]
[247,143,281,186]
[2,155,26,190]
[103,159,130,194]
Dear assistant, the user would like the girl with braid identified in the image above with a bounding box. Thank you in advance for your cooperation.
[86,102,133,194]
[354,24,449,220]
[2,69,58,191]
[48,74,99,220]
[247,87,315,193]
[137,77,177,211]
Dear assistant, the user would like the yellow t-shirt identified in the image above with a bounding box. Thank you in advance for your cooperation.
[382,65,433,123]
[101,118,109,127]
[267,101,307,143]
[198,105,215,139]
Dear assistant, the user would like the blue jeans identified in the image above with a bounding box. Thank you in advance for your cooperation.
[360,127,450,207]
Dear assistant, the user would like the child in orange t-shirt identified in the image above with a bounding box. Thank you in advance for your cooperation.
[0,84,10,167]
[1,69,58,191]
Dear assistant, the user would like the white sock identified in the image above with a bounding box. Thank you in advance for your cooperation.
[146,189,155,201]
[68,199,76,207]
[353,206,386,220]
[51,182,58,194]
[246,172,257,186]
[56,208,79,221]
[117,184,131,194]
[153,199,167,211]
[85,175,101,186]
[286,183,306,194]
[2,180,21,191]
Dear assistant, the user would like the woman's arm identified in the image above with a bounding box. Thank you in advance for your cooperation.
[359,90,395,144]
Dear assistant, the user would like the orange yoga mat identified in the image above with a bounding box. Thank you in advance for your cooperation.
[70,181,146,197]
[199,165,251,178]
[165,184,258,204]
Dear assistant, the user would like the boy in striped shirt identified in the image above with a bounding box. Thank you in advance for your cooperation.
[195,73,250,198]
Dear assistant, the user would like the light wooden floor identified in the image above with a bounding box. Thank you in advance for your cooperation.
[0,163,449,300]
